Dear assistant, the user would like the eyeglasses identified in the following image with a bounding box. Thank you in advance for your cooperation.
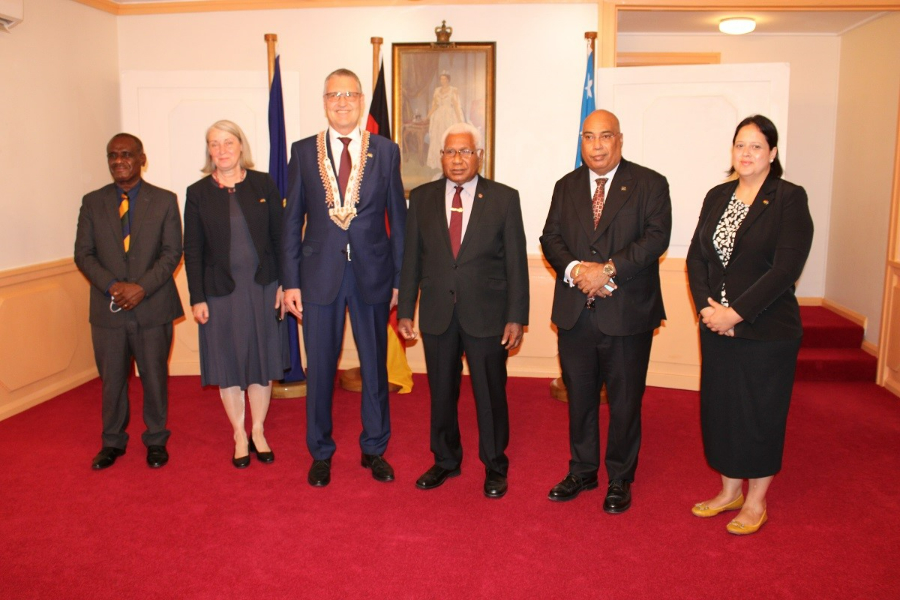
[324,91,362,101]
[581,132,619,142]
[440,148,478,158]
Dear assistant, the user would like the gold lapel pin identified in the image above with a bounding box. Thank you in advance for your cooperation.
[367,153,374,158]
[282,199,287,208]
[477,193,483,199]
[621,186,627,191]
[259,198,266,203]
[763,199,769,205]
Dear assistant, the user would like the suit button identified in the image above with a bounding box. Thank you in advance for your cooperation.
[590,250,598,255]
[452,265,458,269]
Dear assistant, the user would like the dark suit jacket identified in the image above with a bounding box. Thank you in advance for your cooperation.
[281,132,406,305]
[398,176,529,337]
[74,181,183,329]
[540,159,672,334]
[686,174,813,341]
[183,170,283,305]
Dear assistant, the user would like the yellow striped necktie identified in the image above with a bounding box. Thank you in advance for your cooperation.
[119,192,130,253]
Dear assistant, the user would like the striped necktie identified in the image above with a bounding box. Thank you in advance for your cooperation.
[119,192,130,253]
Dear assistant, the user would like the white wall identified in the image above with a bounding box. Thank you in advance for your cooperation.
[617,33,842,299]
[115,4,599,255]
[829,13,900,345]
[0,0,119,270]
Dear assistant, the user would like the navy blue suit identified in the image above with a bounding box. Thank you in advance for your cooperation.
[282,131,406,459]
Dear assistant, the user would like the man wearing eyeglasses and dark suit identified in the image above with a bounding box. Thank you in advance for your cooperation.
[540,109,671,513]
[398,123,529,499]
[282,68,406,487]
[75,133,183,471]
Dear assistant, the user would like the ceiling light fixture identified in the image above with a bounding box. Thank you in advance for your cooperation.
[719,17,756,35]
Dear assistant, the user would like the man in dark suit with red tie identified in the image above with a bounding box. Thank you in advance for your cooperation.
[398,123,529,499]
[75,133,184,470]
[282,69,406,487]
[540,110,671,512]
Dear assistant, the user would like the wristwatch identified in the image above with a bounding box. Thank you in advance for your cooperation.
[602,262,616,278]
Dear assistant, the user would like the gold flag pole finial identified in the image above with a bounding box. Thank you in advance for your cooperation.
[371,36,383,94]
[264,33,277,89]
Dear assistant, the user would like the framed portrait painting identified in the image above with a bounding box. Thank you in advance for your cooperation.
[392,42,496,195]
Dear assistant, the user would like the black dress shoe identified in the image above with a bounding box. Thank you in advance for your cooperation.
[415,464,461,490]
[361,453,395,482]
[603,480,632,514]
[483,471,508,499]
[308,459,332,487]
[249,438,274,464]
[146,445,168,468]
[92,447,125,470]
[548,473,599,502]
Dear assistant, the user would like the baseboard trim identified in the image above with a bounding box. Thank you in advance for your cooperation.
[821,298,867,329]
[0,368,97,421]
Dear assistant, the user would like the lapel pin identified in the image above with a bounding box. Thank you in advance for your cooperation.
[621,186,627,191]
[367,153,374,158]
[763,199,769,205]
[282,199,287,208]
[259,198,266,203]
[477,193,483,199]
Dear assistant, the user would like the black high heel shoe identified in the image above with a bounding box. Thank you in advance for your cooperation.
[232,438,250,469]
[249,437,275,464]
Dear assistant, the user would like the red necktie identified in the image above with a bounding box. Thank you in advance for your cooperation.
[449,185,463,258]
[592,177,608,229]
[338,137,352,197]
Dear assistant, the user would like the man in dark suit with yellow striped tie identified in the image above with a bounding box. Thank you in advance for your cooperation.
[75,133,183,470]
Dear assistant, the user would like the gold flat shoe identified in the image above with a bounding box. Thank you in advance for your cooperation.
[726,510,768,535]
[692,493,744,518]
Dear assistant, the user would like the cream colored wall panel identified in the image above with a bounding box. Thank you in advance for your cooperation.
[0,260,98,421]
[597,62,790,258]
[0,285,78,391]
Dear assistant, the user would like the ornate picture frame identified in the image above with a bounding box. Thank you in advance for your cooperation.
[392,40,496,196]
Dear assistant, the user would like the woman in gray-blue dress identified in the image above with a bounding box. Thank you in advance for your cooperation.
[184,120,288,468]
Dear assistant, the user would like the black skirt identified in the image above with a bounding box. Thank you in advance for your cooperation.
[699,328,801,479]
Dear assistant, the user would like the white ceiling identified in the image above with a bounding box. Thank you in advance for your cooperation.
[95,2,893,35]
[618,11,890,35]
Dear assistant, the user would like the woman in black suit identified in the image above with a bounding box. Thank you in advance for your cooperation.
[686,115,813,535]
[184,120,288,468]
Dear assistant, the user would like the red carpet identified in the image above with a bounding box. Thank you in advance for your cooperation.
[1,374,898,599]
[797,307,877,382]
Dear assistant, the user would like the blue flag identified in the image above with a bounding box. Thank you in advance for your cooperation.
[575,42,595,169]
[268,55,305,383]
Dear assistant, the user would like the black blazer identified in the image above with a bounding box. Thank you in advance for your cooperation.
[686,174,814,341]
[540,159,672,334]
[183,169,283,305]
[74,180,184,329]
[398,176,529,337]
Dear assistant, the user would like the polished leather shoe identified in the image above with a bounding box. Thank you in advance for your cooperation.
[361,453,395,482]
[308,458,332,487]
[483,471,508,499]
[692,494,744,518]
[232,452,250,469]
[603,480,632,514]
[248,438,274,464]
[548,473,598,502]
[92,446,125,470]
[146,445,168,468]
[416,464,461,490]
[727,510,768,535]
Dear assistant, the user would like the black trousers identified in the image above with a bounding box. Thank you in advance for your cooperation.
[92,317,174,449]
[421,310,510,476]
[558,308,653,482]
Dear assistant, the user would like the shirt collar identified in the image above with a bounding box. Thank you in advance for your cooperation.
[445,174,479,197]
